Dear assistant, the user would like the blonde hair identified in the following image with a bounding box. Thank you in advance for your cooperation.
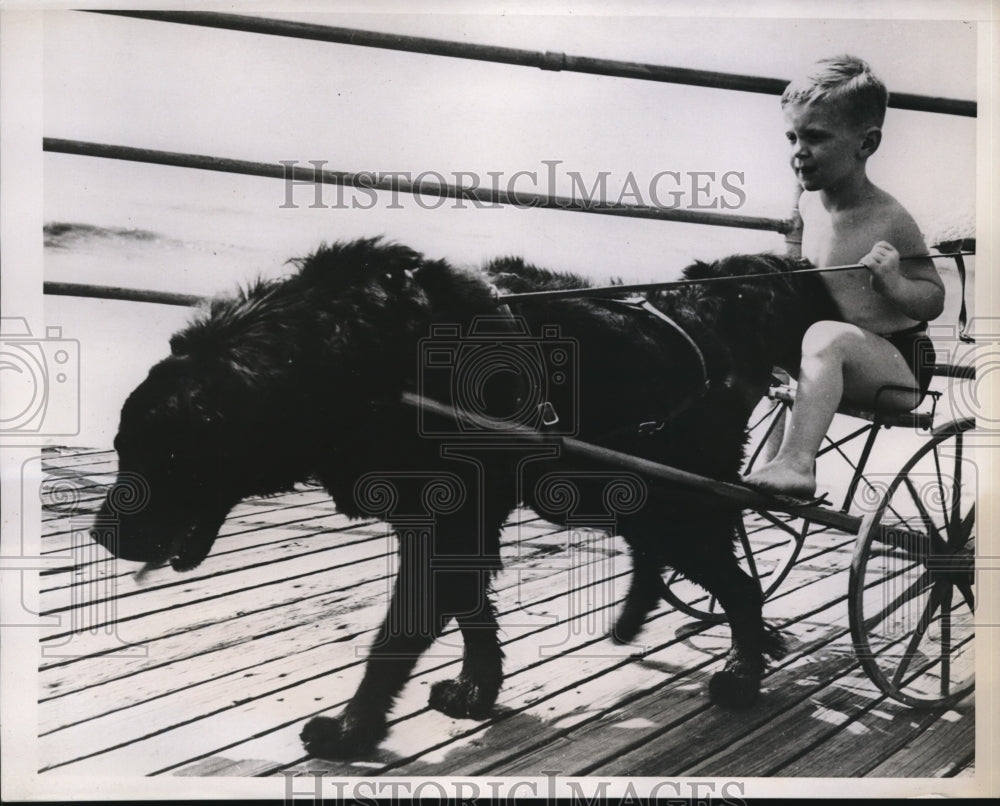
[781,55,889,128]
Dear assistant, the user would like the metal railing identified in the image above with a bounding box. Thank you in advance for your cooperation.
[95,10,976,117]
[46,11,977,306]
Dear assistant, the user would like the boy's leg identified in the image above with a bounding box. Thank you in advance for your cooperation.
[744,321,922,497]
[758,369,790,465]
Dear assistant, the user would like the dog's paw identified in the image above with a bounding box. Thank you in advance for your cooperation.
[428,678,497,720]
[708,669,761,708]
[300,713,386,759]
[609,613,644,645]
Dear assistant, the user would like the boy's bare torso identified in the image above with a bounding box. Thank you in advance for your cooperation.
[800,188,924,334]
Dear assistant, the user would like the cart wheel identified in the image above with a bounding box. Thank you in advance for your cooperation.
[849,418,975,708]
[661,509,807,622]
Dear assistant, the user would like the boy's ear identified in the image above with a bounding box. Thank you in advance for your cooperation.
[859,126,882,158]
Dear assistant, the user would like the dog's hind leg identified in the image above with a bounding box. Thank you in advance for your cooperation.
[611,549,664,644]
[428,571,504,720]
[300,534,447,759]
[670,517,786,708]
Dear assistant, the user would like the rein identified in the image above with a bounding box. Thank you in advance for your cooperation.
[411,245,975,437]
[494,250,975,305]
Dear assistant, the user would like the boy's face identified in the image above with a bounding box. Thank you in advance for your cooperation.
[782,99,875,193]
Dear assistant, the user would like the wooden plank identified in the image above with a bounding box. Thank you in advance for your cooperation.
[40,517,578,650]
[39,533,394,632]
[41,494,538,554]
[582,624,973,777]
[40,512,380,595]
[40,621,346,736]
[37,539,396,667]
[42,558,641,774]
[150,516,860,784]
[272,548,860,777]
[40,524,608,728]
[42,514,370,582]
[39,581,384,699]
[564,633,864,777]
[39,538,625,737]
[773,690,974,777]
[41,449,117,470]
[35,448,974,779]
[40,490,338,550]
[434,574,858,777]
[40,618,388,769]
[40,512,579,644]
[170,595,702,777]
[679,666,964,777]
[38,520,579,694]
[40,492,335,547]
[865,699,975,777]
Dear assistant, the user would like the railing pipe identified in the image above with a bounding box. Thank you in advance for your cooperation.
[44,281,205,308]
[43,138,792,233]
[93,10,977,117]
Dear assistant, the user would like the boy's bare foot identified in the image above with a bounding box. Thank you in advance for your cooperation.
[743,462,817,500]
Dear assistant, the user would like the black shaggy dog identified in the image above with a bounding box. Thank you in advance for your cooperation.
[92,237,836,759]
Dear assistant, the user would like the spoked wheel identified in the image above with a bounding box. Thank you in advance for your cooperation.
[660,509,808,622]
[849,418,975,708]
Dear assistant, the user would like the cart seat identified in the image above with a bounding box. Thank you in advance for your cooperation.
[766,362,974,429]
[767,383,937,429]
[767,363,972,425]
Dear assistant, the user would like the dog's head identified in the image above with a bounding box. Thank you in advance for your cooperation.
[678,253,838,369]
[92,354,248,572]
[90,238,442,573]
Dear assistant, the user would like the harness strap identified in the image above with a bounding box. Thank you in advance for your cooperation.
[614,296,709,392]
[953,253,974,343]
[602,296,710,432]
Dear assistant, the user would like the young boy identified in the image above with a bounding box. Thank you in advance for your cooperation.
[744,55,945,499]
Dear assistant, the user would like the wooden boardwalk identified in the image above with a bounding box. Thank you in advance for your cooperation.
[36,446,974,780]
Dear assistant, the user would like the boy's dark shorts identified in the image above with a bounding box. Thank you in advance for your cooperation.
[880,322,936,398]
